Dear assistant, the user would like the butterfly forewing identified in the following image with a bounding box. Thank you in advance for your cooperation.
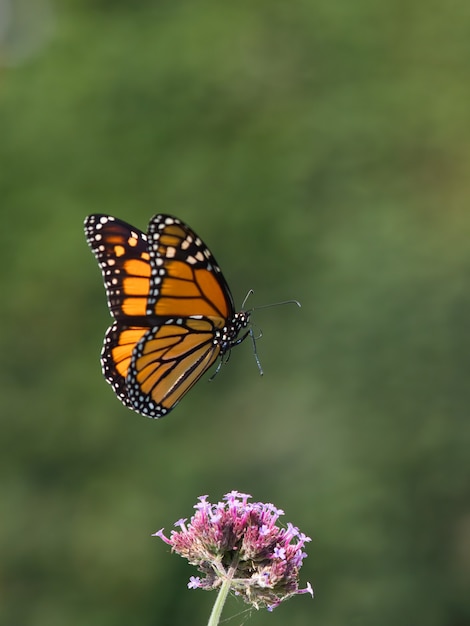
[84,215,151,319]
[147,215,234,322]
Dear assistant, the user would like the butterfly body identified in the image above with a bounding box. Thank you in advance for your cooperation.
[84,214,250,418]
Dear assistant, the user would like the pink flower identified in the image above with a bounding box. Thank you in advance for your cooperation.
[153,491,313,611]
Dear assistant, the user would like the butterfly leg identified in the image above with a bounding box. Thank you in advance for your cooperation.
[231,328,263,375]
[248,327,263,376]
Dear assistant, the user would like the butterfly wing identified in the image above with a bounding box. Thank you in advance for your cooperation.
[122,215,237,417]
[100,322,148,410]
[85,213,240,418]
[85,215,154,408]
[84,214,151,320]
[146,214,235,324]
[126,318,221,418]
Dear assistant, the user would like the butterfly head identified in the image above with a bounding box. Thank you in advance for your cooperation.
[216,310,251,354]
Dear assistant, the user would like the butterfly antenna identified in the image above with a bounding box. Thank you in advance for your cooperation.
[241,289,301,312]
[240,291,299,375]
[253,298,301,311]
[241,288,255,310]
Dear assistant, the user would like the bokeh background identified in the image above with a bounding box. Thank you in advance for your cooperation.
[1,1,470,625]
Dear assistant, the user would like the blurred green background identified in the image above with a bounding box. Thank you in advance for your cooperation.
[1,1,470,625]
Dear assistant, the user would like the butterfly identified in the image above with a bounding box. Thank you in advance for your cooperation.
[84,214,253,418]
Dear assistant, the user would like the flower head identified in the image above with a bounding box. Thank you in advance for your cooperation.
[154,491,313,611]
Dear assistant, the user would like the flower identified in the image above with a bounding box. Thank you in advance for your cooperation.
[153,491,313,612]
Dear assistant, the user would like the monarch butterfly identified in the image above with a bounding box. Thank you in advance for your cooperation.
[84,214,254,418]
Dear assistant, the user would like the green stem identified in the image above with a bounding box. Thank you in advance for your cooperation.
[207,553,240,626]
[206,576,232,626]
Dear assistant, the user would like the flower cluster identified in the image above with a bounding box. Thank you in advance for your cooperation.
[154,490,313,611]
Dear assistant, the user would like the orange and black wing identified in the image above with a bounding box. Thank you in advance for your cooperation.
[85,213,243,418]
[84,215,153,409]
[120,214,238,417]
[84,214,151,320]
[98,322,148,410]
[146,214,235,326]
[126,318,222,418]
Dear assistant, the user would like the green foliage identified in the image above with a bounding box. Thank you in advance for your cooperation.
[1,1,469,625]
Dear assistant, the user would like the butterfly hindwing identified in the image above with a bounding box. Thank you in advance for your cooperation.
[126,318,222,418]
[100,321,148,410]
